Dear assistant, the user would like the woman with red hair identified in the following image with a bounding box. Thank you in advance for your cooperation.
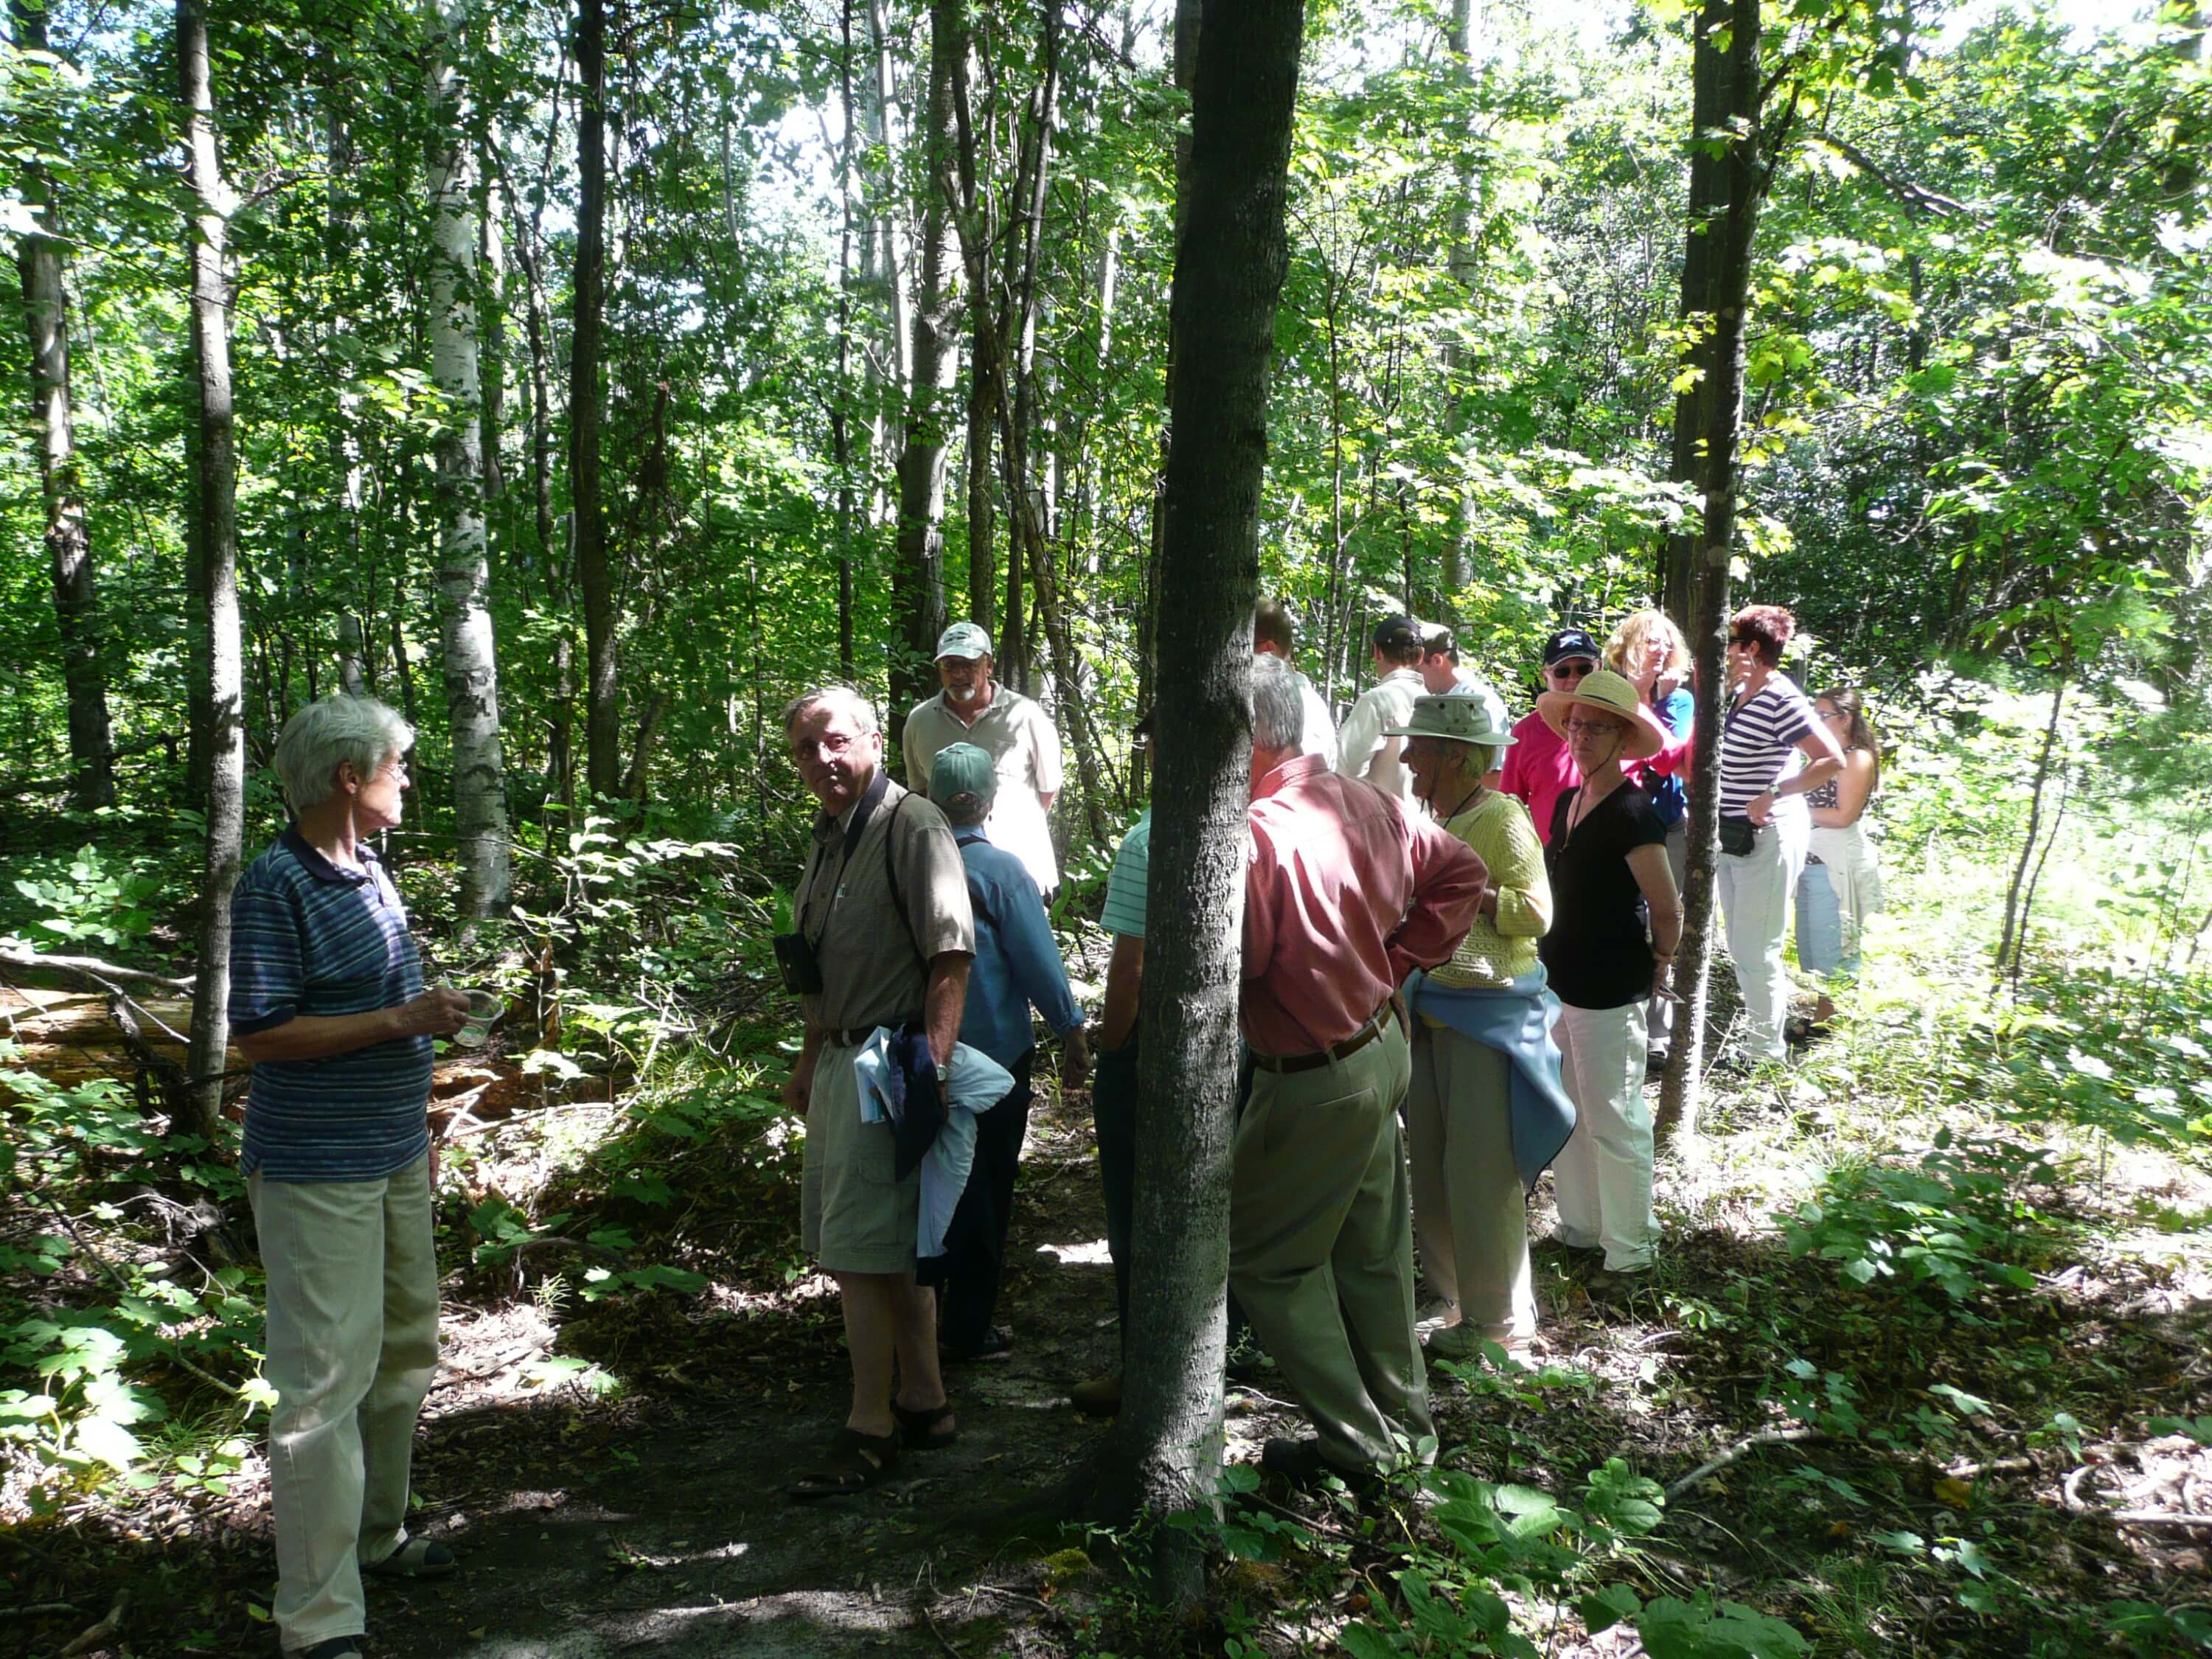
[1716,605,1843,1064]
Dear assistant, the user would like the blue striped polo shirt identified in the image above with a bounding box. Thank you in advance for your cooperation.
[228,830,434,1181]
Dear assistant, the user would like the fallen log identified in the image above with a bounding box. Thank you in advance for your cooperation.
[0,948,192,994]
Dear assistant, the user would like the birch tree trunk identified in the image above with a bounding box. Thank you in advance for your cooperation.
[11,0,116,811]
[1657,0,1775,1148]
[1437,0,1480,615]
[180,0,245,1144]
[573,0,619,799]
[427,0,512,918]
[327,110,372,695]
[890,0,960,714]
[1091,0,1304,1607]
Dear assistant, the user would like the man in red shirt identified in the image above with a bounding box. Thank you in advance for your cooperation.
[1233,657,1489,1486]
[1500,627,1601,845]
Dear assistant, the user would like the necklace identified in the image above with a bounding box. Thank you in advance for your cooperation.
[1431,779,1486,826]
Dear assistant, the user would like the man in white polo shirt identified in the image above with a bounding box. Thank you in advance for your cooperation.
[902,622,1065,897]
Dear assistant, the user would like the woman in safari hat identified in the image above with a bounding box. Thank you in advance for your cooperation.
[1534,668,1683,1284]
[1388,691,1576,1361]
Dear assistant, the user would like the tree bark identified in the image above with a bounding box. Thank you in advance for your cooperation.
[1657,0,1772,1149]
[891,0,961,714]
[12,0,116,812]
[179,0,244,1145]
[1436,0,1479,616]
[835,0,860,681]
[573,0,619,799]
[1091,0,1304,1607]
[427,0,512,918]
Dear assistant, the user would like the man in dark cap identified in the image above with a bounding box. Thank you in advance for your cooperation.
[1335,615,1428,804]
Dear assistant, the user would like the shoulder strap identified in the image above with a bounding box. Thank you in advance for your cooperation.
[879,793,928,974]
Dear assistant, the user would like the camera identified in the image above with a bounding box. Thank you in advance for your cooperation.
[773,931,825,995]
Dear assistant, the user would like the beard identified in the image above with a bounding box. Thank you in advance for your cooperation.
[948,681,983,704]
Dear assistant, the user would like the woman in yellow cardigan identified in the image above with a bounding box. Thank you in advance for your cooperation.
[1390,691,1573,1363]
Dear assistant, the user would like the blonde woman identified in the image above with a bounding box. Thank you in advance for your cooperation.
[1795,688,1884,1023]
[1604,609,1694,1062]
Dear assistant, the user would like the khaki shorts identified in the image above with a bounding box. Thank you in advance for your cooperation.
[800,1043,920,1275]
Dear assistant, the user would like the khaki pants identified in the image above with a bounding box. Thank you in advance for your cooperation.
[250,1155,439,1652]
[1407,1023,1535,1341]
[1552,1001,1658,1271]
[1230,1018,1433,1471]
[801,1040,920,1275]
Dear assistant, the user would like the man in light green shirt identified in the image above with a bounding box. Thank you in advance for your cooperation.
[902,622,1065,897]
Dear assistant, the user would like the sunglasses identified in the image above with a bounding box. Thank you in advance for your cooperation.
[1547,659,1596,678]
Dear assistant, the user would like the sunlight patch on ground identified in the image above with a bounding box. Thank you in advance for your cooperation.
[1034,1238,1113,1267]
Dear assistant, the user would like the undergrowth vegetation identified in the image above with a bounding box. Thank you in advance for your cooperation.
[3,668,2211,1658]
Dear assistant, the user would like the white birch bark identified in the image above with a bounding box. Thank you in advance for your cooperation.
[427,0,511,917]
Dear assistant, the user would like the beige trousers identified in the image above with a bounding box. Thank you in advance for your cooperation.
[1229,1018,1434,1471]
[1407,1023,1536,1341]
[251,1155,439,1652]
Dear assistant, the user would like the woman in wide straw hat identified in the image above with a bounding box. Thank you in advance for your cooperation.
[1388,690,1576,1362]
[1533,668,1683,1287]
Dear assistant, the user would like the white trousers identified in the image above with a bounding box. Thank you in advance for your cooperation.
[1551,1000,1656,1272]
[251,1155,440,1651]
[1718,810,1808,1062]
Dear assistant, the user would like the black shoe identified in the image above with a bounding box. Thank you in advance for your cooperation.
[941,1324,1013,1363]
[1259,1436,1378,1494]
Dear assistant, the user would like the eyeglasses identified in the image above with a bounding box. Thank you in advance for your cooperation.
[1548,659,1596,678]
[1564,717,1621,737]
[1818,709,1848,723]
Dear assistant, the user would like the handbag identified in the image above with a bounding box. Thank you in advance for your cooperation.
[1719,813,1758,858]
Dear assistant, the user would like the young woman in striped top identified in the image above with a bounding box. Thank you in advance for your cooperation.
[1717,606,1844,1064]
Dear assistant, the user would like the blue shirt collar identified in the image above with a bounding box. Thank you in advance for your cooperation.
[282,826,378,886]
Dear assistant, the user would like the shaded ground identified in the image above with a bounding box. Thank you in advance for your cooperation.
[8,1004,2212,1658]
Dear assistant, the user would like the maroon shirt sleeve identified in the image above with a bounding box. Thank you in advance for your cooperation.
[1387,811,1487,981]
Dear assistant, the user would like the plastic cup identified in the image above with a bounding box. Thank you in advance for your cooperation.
[451,988,503,1050]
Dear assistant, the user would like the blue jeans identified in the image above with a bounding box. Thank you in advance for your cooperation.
[1795,860,1855,979]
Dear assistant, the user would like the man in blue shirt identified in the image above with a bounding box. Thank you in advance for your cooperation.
[925,743,1091,1360]
[228,696,470,1659]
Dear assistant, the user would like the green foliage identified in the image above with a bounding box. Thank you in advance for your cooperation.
[4,845,163,956]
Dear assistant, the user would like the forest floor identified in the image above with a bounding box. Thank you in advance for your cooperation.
[7,961,2212,1658]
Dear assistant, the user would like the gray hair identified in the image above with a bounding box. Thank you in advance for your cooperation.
[940,790,992,828]
[1466,742,1503,778]
[779,683,880,741]
[1250,655,1307,754]
[272,695,414,814]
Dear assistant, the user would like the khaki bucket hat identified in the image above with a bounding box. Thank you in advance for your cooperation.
[1535,667,1672,762]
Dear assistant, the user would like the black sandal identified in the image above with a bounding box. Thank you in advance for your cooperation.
[788,1427,901,1500]
[893,1399,958,1450]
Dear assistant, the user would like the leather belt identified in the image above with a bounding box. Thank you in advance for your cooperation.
[829,1021,918,1048]
[1250,1000,1397,1076]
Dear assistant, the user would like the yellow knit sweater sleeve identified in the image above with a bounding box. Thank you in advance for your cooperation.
[1427,790,1551,988]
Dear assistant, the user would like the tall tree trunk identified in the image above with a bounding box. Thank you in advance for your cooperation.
[1436,0,1479,616]
[1133,0,1203,768]
[12,0,116,811]
[573,0,619,799]
[1997,667,2069,987]
[180,0,244,1144]
[834,0,859,681]
[427,0,512,918]
[967,304,996,641]
[327,109,373,692]
[1091,0,1303,1606]
[1656,0,1776,1148]
[891,0,961,714]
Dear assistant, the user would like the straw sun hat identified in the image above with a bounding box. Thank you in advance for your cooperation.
[1534,667,1671,762]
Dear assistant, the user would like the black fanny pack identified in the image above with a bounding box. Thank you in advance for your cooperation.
[1719,814,1759,858]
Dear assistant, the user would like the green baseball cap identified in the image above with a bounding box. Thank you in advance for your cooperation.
[929,742,998,811]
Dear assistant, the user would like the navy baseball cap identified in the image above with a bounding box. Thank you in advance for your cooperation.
[1542,627,1601,667]
[1372,615,1425,653]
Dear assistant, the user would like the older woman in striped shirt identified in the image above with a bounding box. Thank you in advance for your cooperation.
[1717,606,1845,1065]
